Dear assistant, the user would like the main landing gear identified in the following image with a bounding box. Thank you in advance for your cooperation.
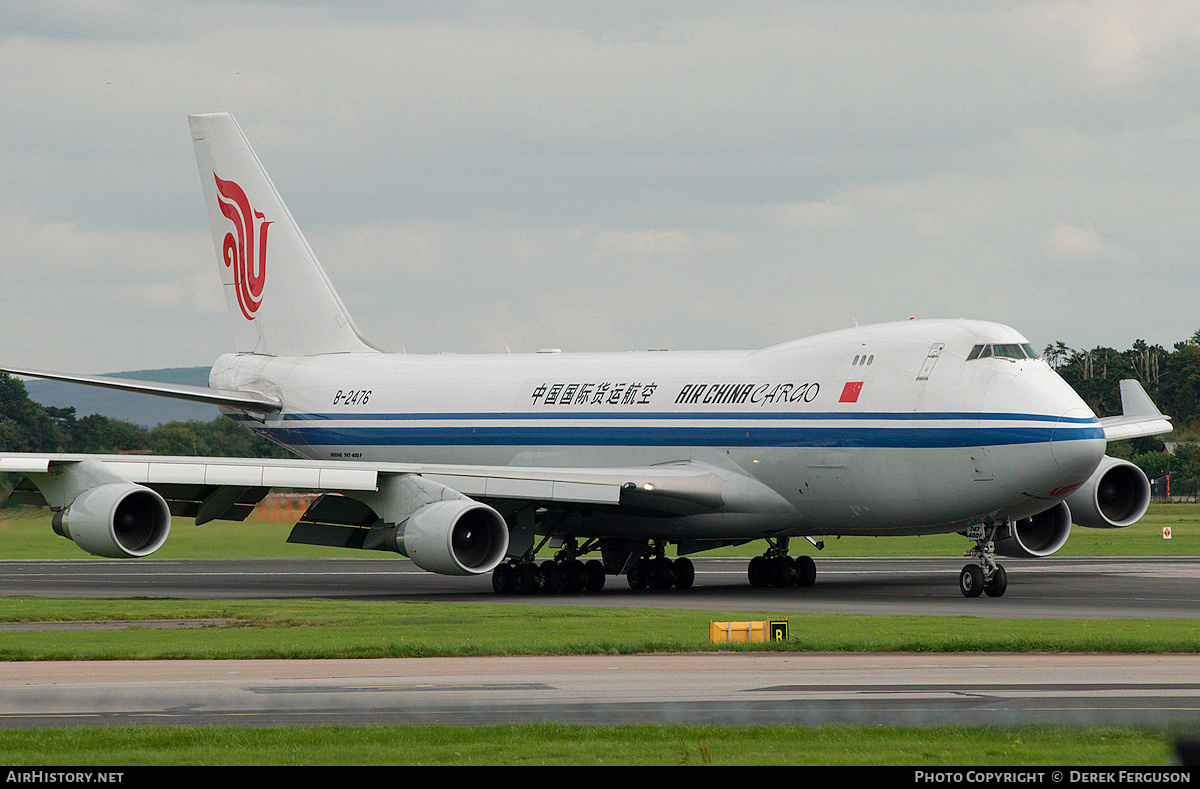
[626,550,695,591]
[747,538,816,589]
[491,538,700,594]
[492,556,606,595]
[959,524,1007,598]
[491,536,606,596]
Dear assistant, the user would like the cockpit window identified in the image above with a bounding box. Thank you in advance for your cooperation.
[967,343,1038,361]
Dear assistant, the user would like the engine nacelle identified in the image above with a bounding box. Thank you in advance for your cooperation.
[995,500,1072,558]
[51,483,171,558]
[394,499,509,576]
[1064,455,1151,529]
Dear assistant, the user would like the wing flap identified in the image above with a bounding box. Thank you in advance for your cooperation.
[90,456,378,491]
[422,473,620,505]
[0,457,51,473]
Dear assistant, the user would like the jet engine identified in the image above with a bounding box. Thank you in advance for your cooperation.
[394,499,509,576]
[1064,455,1151,529]
[995,500,1072,558]
[51,483,171,559]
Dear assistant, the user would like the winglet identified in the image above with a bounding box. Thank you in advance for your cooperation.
[1099,380,1172,441]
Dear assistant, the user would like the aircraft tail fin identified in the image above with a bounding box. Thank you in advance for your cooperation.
[189,113,376,357]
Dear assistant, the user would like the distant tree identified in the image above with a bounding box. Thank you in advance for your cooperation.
[147,422,208,456]
[0,372,292,460]
[192,416,294,458]
[67,414,150,454]
[147,419,293,459]
[1042,341,1072,370]
[1158,342,1200,434]
[1127,339,1165,388]
[0,374,63,452]
[1050,345,1130,417]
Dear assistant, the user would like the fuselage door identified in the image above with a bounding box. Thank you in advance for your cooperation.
[969,447,995,482]
[916,343,945,381]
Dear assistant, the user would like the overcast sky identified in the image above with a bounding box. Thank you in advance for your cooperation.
[3,1,1200,373]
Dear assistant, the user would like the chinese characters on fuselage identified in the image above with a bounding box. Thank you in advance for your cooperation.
[530,382,657,406]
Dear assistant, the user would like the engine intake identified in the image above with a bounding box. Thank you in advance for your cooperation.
[995,500,1071,558]
[395,499,509,576]
[52,483,171,558]
[1064,455,1151,528]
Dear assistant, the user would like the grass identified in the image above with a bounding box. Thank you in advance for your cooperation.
[0,723,1178,766]
[0,599,1193,660]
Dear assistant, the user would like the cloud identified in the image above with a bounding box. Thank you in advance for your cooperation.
[1049,222,1110,260]
[3,2,1200,370]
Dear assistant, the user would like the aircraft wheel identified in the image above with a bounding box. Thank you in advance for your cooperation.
[795,555,816,587]
[959,564,984,598]
[770,556,796,587]
[562,559,587,593]
[515,563,539,594]
[492,563,515,595]
[984,565,1008,598]
[648,557,675,590]
[673,557,695,590]
[538,560,562,594]
[584,560,606,592]
[747,556,768,588]
[627,558,648,590]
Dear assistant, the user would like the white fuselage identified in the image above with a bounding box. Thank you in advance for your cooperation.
[210,318,1106,541]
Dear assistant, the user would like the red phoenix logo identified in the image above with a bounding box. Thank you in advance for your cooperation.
[214,174,272,320]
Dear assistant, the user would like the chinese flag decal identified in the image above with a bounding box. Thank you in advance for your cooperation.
[840,382,864,403]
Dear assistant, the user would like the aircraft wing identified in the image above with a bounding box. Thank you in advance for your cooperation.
[1099,380,1173,441]
[0,451,795,572]
[1,452,787,541]
[1,453,379,520]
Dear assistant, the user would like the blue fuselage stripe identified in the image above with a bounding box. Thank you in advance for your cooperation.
[259,410,1099,424]
[238,414,1105,449]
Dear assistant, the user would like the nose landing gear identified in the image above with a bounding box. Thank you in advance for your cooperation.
[959,523,1008,598]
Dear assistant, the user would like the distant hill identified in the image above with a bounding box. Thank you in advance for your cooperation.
[25,367,219,427]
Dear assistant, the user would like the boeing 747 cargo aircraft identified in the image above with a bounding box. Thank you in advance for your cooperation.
[0,114,1172,597]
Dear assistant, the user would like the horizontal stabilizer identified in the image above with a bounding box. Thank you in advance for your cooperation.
[0,366,281,413]
[1099,379,1172,441]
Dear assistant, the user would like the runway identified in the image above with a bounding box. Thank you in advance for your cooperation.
[0,555,1197,619]
[0,556,1197,729]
